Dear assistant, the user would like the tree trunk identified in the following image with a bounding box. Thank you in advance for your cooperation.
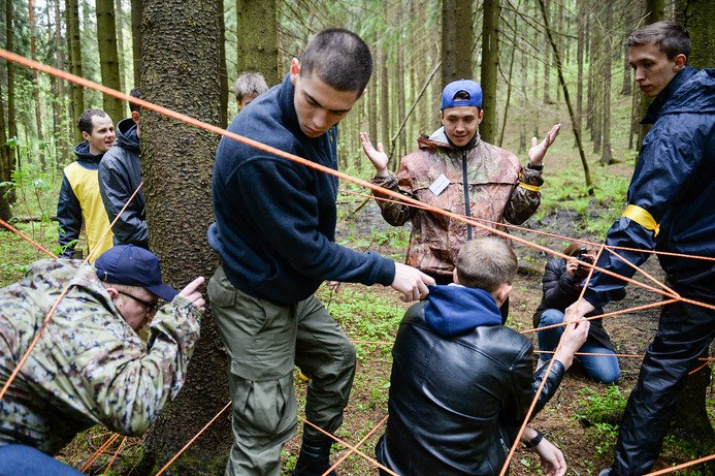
[368,41,378,148]
[114,0,127,93]
[684,0,715,69]
[0,74,11,222]
[96,0,125,123]
[237,0,278,85]
[542,0,551,104]
[479,0,499,144]
[620,2,634,96]
[666,0,715,450]
[575,0,584,146]
[441,0,473,88]
[130,0,142,87]
[218,0,227,127]
[54,0,69,156]
[67,0,84,142]
[138,0,231,471]
[379,47,391,166]
[591,18,602,154]
[29,0,46,169]
[600,2,613,165]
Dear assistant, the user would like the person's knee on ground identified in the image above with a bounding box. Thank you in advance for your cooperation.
[537,309,565,360]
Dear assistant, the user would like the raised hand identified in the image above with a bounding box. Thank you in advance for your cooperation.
[528,124,561,166]
[360,131,389,177]
[179,276,206,312]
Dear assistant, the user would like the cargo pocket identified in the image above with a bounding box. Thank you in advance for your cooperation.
[230,371,297,439]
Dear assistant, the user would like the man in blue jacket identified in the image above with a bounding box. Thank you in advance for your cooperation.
[99,89,148,248]
[208,29,434,476]
[566,22,715,476]
[377,237,588,476]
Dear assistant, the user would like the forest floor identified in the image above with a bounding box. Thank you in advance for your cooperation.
[2,141,714,475]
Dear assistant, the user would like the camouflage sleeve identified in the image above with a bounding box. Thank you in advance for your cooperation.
[504,165,543,225]
[72,295,201,435]
[370,168,416,226]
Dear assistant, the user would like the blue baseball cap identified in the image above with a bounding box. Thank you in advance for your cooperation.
[441,79,483,109]
[95,245,178,301]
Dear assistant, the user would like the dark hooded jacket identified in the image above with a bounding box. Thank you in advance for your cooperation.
[98,118,147,248]
[208,74,395,304]
[533,257,623,352]
[585,67,715,308]
[376,285,566,475]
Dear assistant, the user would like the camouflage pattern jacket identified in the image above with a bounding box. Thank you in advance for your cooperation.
[372,129,542,279]
[0,259,201,455]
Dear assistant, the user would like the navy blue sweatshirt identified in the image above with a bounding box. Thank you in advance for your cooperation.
[209,74,395,304]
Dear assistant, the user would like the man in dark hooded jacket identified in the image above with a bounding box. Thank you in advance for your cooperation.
[376,237,589,476]
[99,89,148,248]
[566,22,715,476]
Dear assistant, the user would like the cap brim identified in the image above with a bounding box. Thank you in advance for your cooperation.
[146,283,179,302]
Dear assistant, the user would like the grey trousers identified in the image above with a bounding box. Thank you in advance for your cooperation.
[209,266,356,476]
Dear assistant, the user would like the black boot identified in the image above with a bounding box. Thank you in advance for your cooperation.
[292,433,337,476]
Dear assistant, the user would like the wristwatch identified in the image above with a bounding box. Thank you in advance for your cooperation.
[527,163,544,171]
[523,430,544,449]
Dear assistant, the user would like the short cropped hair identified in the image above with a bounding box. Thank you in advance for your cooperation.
[234,72,269,101]
[300,29,372,93]
[129,88,142,113]
[456,237,518,292]
[78,109,109,135]
[627,21,690,61]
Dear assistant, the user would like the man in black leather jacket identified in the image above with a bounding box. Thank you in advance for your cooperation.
[376,237,589,475]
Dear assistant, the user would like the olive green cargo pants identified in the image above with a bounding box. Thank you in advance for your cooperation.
[209,266,356,476]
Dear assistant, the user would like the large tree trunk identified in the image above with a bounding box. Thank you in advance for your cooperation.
[96,0,125,123]
[138,0,231,472]
[441,0,473,88]
[685,0,715,69]
[236,0,278,85]
[67,0,84,143]
[479,0,499,144]
[666,0,715,450]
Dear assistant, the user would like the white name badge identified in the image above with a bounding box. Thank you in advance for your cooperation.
[429,174,450,196]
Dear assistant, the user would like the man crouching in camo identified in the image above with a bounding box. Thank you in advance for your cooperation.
[0,244,205,475]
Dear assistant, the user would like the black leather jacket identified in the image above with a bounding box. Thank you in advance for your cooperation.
[376,285,566,475]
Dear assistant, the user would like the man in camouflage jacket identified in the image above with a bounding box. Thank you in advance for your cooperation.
[0,245,205,474]
[361,79,560,283]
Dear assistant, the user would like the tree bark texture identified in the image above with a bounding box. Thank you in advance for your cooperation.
[96,0,125,122]
[479,0,499,144]
[67,0,84,142]
[0,76,11,222]
[237,0,278,85]
[441,0,473,88]
[139,0,230,472]
[684,0,715,69]
[130,0,142,87]
[114,0,127,93]
[5,0,18,177]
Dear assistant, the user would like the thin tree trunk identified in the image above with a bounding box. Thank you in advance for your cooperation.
[54,0,69,156]
[138,0,230,470]
[600,2,613,165]
[130,0,142,87]
[542,0,551,104]
[575,0,584,147]
[367,41,378,147]
[29,0,47,169]
[380,47,391,168]
[498,0,520,148]
[480,0,499,144]
[518,36,527,155]
[0,75,11,221]
[96,0,125,122]
[67,0,84,142]
[114,0,127,93]
[537,0,592,194]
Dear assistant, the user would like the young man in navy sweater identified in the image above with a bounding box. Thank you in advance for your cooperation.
[208,29,434,476]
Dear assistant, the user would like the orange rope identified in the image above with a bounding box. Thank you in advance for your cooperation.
[322,414,391,476]
[298,416,398,476]
[79,432,120,473]
[644,453,715,475]
[154,401,232,476]
[102,436,127,475]
[0,218,56,257]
